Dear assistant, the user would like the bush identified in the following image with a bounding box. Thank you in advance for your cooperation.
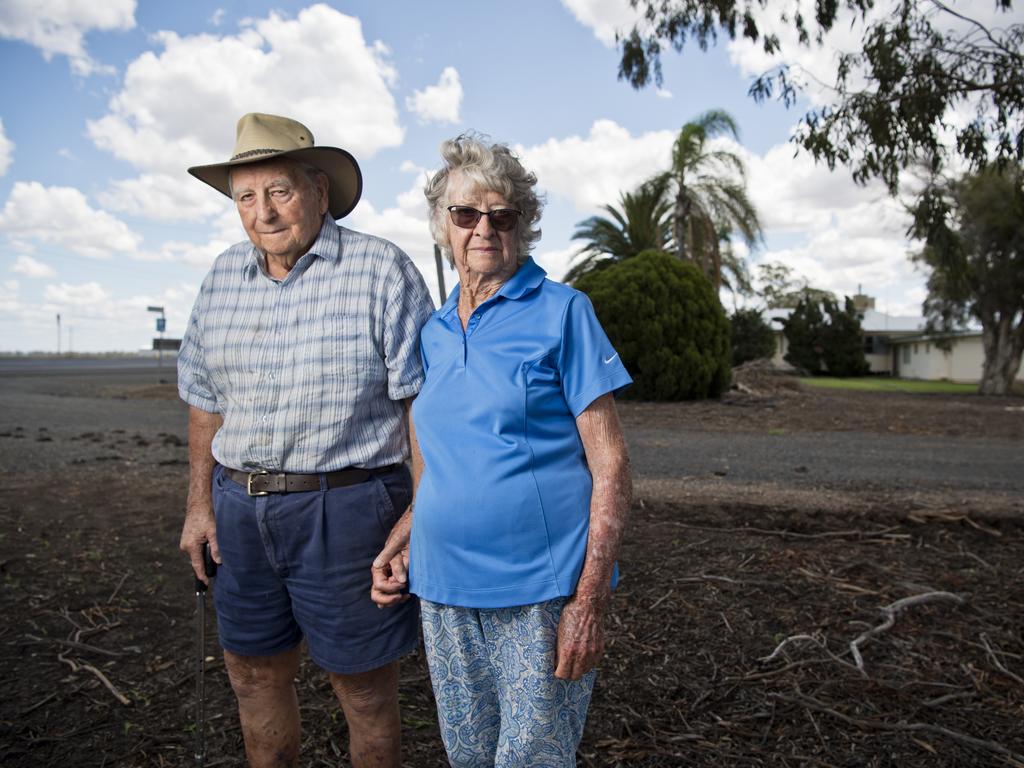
[731,307,777,366]
[784,295,870,376]
[574,250,731,400]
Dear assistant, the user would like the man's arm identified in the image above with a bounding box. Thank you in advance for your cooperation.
[555,392,632,680]
[370,397,420,607]
[179,405,223,584]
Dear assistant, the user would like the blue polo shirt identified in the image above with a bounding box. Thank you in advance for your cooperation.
[409,258,632,608]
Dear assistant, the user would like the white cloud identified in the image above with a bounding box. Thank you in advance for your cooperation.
[560,0,645,47]
[12,255,56,278]
[6,279,202,351]
[534,245,580,284]
[209,9,226,27]
[743,140,899,233]
[87,4,404,180]
[0,181,141,259]
[45,282,111,307]
[739,138,922,313]
[346,167,453,306]
[406,67,463,124]
[99,172,234,221]
[656,88,673,100]
[0,0,135,76]
[515,118,924,311]
[0,118,13,176]
[517,119,675,211]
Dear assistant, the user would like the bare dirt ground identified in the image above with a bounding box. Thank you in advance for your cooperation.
[1,367,1022,767]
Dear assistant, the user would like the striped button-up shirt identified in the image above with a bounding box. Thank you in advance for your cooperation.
[177,215,433,473]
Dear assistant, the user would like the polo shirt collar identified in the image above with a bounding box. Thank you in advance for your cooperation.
[439,257,546,319]
[499,257,546,300]
[243,214,339,278]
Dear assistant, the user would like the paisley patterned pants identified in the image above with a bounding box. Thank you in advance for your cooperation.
[420,598,596,768]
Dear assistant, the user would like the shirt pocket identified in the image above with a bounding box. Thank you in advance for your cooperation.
[318,312,375,379]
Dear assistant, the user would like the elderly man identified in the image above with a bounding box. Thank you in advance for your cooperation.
[178,113,432,767]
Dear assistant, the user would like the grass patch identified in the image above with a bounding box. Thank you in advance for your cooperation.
[800,377,978,394]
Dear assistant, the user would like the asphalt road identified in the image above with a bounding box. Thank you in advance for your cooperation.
[627,425,1024,494]
[0,359,1021,495]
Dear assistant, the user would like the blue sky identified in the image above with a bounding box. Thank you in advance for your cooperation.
[0,0,937,352]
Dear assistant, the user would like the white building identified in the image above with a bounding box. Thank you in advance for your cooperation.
[889,332,1024,383]
[763,292,1023,383]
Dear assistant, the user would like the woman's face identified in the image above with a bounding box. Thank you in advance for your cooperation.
[444,174,520,285]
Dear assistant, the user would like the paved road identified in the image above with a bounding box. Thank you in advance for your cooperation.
[0,355,177,375]
[627,426,1024,494]
[1,361,1021,495]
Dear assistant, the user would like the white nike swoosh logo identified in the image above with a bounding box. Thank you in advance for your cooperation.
[603,354,618,364]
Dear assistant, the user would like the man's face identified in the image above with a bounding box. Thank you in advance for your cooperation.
[231,159,329,266]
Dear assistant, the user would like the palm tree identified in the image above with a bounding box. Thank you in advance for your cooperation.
[564,177,672,284]
[652,109,762,292]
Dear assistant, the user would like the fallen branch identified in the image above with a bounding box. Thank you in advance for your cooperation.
[980,633,1024,688]
[662,521,908,541]
[107,570,131,603]
[760,633,823,663]
[850,591,964,676]
[58,652,131,706]
[773,691,1024,764]
[25,634,124,657]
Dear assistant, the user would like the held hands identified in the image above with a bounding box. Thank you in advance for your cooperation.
[179,501,220,586]
[554,592,609,680]
[371,506,413,608]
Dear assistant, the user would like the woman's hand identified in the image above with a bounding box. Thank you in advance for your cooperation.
[554,592,609,680]
[370,506,413,607]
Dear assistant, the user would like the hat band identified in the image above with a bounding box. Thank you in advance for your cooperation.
[230,147,289,161]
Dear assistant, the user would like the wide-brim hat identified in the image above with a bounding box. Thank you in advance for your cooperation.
[187,113,362,219]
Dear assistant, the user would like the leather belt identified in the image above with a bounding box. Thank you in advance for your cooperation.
[224,465,398,496]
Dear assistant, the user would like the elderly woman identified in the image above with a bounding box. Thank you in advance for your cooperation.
[372,134,632,767]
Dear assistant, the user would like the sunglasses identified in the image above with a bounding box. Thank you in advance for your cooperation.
[447,205,523,232]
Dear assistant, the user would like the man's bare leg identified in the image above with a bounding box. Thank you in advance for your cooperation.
[329,661,401,768]
[224,646,302,767]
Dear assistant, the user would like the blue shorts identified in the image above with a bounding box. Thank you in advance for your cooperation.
[211,464,418,674]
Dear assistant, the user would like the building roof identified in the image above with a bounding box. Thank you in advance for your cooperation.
[762,307,925,334]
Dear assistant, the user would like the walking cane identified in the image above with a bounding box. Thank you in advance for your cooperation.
[194,542,218,767]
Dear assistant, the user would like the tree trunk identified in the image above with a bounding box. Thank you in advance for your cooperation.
[675,189,691,262]
[978,314,1024,395]
[706,219,722,293]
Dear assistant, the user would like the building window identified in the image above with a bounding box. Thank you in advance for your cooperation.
[864,335,874,353]
[914,343,919,354]
[902,346,911,364]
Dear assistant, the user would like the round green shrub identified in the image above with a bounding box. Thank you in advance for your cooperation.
[574,250,731,400]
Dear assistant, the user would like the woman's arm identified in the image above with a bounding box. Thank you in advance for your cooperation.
[370,397,421,607]
[554,392,632,680]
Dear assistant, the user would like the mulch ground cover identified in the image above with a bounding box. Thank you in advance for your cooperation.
[1,463,1021,767]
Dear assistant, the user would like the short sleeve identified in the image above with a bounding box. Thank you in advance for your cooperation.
[176,280,219,414]
[382,252,435,401]
[558,292,633,417]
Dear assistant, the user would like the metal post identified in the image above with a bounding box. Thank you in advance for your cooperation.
[56,314,61,355]
[433,244,447,305]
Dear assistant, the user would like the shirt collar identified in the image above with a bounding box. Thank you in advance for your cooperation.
[439,257,546,318]
[498,257,546,300]
[242,214,339,278]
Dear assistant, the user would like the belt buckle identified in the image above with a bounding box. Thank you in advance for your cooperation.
[246,471,271,497]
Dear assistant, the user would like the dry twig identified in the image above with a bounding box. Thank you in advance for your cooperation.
[849,591,965,675]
